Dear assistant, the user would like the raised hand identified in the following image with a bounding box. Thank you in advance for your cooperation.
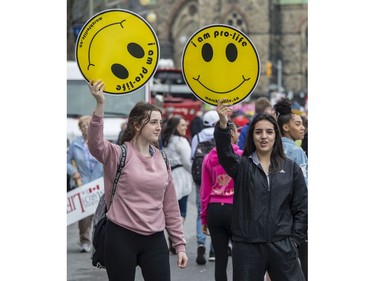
[88,80,105,115]
[88,80,105,104]
[216,99,232,128]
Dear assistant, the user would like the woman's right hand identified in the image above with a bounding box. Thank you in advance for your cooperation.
[72,172,82,186]
[216,99,232,128]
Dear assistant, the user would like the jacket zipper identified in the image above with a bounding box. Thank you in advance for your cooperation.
[267,173,272,242]
[258,164,271,242]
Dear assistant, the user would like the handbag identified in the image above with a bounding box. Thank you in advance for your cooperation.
[91,144,127,268]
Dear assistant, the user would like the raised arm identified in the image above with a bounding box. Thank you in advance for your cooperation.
[87,80,119,165]
[216,99,232,129]
[214,99,240,179]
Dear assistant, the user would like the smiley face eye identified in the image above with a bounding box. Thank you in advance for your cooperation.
[111,63,129,79]
[202,43,213,62]
[226,43,237,62]
[127,42,145,58]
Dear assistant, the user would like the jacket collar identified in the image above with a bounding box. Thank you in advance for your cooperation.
[249,152,259,164]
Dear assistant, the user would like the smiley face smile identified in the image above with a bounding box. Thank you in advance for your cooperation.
[193,74,250,94]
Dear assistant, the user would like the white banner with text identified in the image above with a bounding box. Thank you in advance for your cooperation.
[67,177,104,226]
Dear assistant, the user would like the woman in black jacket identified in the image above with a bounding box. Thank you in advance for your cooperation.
[215,99,307,281]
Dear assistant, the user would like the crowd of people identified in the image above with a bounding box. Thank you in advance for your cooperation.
[67,80,308,281]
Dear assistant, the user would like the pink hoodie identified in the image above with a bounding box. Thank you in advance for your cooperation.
[200,144,243,225]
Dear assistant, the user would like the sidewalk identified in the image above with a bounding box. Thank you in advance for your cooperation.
[67,187,232,281]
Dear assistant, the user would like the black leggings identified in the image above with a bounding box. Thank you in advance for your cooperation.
[207,203,233,281]
[104,220,170,281]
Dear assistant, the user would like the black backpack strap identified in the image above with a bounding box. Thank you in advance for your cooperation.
[160,149,170,170]
[109,144,127,208]
[193,134,200,160]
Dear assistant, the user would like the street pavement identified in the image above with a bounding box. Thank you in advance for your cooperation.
[67,186,233,281]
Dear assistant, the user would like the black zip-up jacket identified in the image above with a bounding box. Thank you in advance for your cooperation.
[214,124,307,246]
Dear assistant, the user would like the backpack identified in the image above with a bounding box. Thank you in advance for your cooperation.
[191,134,215,185]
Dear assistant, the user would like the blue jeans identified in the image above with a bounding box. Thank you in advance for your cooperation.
[178,195,188,219]
[196,183,206,246]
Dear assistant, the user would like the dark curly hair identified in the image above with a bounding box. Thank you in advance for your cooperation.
[273,98,293,136]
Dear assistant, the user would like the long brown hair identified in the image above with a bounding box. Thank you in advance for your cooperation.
[120,102,162,146]
[160,115,184,148]
[243,112,286,174]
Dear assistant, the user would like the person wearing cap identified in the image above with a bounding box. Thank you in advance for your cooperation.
[190,110,220,265]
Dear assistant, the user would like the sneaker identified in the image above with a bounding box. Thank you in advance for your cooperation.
[196,245,206,265]
[80,243,91,253]
[208,251,215,262]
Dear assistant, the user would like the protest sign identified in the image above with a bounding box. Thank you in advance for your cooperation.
[67,177,104,225]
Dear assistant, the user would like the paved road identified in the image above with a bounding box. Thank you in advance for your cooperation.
[67,187,233,281]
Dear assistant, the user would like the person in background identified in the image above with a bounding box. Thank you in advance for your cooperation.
[67,138,71,192]
[215,99,307,281]
[238,97,273,150]
[274,98,308,186]
[190,110,220,264]
[87,80,188,281]
[161,115,194,254]
[301,115,308,157]
[116,117,128,145]
[189,110,204,140]
[200,121,243,281]
[274,98,308,280]
[67,115,104,253]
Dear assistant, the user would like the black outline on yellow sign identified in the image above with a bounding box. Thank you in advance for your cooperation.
[87,20,127,71]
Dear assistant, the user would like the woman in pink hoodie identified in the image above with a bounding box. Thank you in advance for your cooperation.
[200,121,243,281]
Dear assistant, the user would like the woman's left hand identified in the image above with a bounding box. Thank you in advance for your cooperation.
[88,80,105,105]
[177,251,188,268]
[216,99,232,128]
[202,224,210,235]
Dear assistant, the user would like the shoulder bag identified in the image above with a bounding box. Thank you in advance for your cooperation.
[91,144,126,268]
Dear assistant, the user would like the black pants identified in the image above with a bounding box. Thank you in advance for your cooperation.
[232,237,305,281]
[207,203,233,281]
[298,240,308,280]
[104,220,170,281]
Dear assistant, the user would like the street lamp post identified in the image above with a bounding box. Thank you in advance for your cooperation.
[277,59,282,92]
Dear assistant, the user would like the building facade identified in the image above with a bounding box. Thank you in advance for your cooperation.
[67,0,307,96]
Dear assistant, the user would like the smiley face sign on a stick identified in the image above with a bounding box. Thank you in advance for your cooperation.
[75,9,159,95]
[182,24,260,105]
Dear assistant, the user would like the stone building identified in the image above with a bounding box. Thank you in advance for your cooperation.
[67,0,307,96]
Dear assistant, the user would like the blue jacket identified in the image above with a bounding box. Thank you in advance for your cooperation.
[67,136,103,185]
[238,123,249,150]
[282,137,308,187]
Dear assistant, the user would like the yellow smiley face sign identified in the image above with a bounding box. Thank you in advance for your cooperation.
[75,9,159,95]
[182,24,260,105]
